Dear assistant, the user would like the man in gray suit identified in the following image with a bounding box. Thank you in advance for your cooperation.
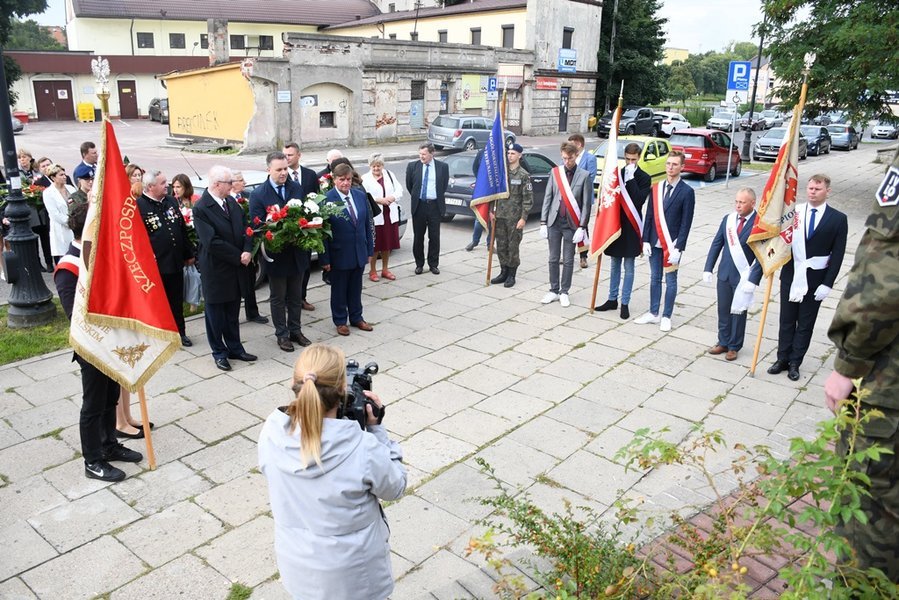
[540,141,594,307]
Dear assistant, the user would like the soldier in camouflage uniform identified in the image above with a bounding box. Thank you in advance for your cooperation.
[825,156,899,582]
[490,144,533,288]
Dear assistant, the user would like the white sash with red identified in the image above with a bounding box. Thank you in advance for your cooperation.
[620,166,644,239]
[725,212,754,313]
[652,182,678,272]
[789,202,830,302]
[552,166,583,230]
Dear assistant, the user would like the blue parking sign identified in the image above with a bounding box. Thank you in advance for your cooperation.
[727,61,752,91]
[488,77,497,92]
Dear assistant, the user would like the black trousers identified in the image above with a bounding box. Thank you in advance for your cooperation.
[412,201,441,268]
[777,286,823,366]
[77,356,120,463]
[204,299,244,360]
[242,264,259,319]
[160,270,185,336]
[32,224,52,268]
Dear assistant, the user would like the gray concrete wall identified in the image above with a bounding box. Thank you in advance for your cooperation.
[526,0,602,73]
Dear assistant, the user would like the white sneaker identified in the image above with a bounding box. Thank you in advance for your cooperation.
[541,292,559,304]
[660,317,672,332]
[559,293,571,307]
[634,312,660,324]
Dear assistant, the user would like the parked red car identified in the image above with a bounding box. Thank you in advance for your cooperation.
[668,128,742,182]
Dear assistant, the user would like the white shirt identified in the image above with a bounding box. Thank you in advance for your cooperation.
[804,202,827,238]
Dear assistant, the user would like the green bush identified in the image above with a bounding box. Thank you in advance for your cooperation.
[684,103,712,128]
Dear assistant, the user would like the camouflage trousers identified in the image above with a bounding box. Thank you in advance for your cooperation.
[494,217,523,268]
[835,404,899,582]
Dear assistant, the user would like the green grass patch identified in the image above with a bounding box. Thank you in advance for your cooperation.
[744,161,774,173]
[0,298,71,366]
[39,427,64,440]
[183,301,205,318]
[225,583,253,600]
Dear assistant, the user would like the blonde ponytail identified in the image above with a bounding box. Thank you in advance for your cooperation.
[287,344,347,468]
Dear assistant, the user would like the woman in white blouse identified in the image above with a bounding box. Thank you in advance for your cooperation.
[42,164,76,264]
[361,153,403,282]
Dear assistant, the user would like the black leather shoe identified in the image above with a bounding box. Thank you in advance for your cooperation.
[228,352,257,362]
[289,333,312,347]
[215,358,232,371]
[620,304,630,320]
[415,266,424,275]
[465,241,476,251]
[277,337,294,352]
[430,266,440,275]
[248,315,269,324]
[104,444,143,463]
[595,299,618,312]
[181,335,193,347]
[767,360,789,375]
[787,363,801,381]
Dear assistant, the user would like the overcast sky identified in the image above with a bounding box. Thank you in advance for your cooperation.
[34,0,766,54]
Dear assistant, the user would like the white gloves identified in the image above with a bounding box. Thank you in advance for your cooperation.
[668,248,681,265]
[539,224,548,239]
[572,228,585,244]
[643,242,652,256]
[623,164,636,182]
[814,285,832,301]
[740,281,758,294]
[703,271,713,284]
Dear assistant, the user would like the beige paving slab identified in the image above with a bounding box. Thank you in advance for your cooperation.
[180,434,260,484]
[12,372,82,407]
[664,369,733,402]
[115,500,224,567]
[0,390,32,420]
[413,462,498,522]
[391,549,482,600]
[28,488,141,553]
[110,554,232,600]
[385,495,470,564]
[576,376,650,411]
[43,457,140,501]
[546,449,644,506]
[474,388,553,425]
[112,461,212,517]
[510,371,583,405]
[507,415,592,460]
[136,391,201,427]
[0,437,75,483]
[430,408,514,448]
[5,398,80,441]
[195,473,270,527]
[176,376,256,410]
[139,423,206,465]
[643,388,716,423]
[143,364,203,397]
[13,354,78,382]
[401,429,478,475]
[0,419,25,451]
[0,577,38,599]
[177,403,260,444]
[447,364,520,396]
[468,437,558,489]
[195,515,278,587]
[388,357,456,388]
[482,350,550,378]
[0,520,58,581]
[249,579,292,600]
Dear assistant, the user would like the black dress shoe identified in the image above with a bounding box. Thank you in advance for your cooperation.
[767,360,789,375]
[430,266,440,275]
[595,299,618,312]
[620,304,630,320]
[465,241,476,251]
[414,266,424,275]
[787,363,801,381]
[181,335,193,347]
[214,358,232,371]
[277,337,294,352]
[116,428,144,440]
[289,333,312,347]
[228,352,257,362]
[248,315,269,324]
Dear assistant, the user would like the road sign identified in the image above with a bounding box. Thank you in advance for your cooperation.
[727,61,752,91]
[487,91,498,101]
[876,166,899,207]
[558,49,577,73]
[488,77,497,93]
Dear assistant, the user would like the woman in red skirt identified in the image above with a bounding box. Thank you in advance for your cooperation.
[361,153,403,281]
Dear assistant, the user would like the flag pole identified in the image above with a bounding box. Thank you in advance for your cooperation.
[485,86,507,285]
[137,387,157,469]
[749,274,774,376]
[589,81,624,312]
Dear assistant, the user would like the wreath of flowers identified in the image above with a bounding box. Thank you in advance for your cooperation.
[0,183,46,213]
[246,192,346,255]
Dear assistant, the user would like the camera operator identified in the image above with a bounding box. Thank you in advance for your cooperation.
[258,344,406,600]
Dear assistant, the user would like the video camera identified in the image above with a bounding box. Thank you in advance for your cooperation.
[338,359,383,430]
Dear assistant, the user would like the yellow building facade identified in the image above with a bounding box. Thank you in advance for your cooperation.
[163,63,255,143]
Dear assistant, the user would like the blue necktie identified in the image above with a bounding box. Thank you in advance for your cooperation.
[807,208,817,238]
[421,163,429,201]
[344,194,357,225]
[277,185,285,201]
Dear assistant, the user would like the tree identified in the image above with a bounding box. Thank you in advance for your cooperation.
[726,41,758,60]
[595,0,668,112]
[666,63,696,107]
[763,0,899,122]
[8,19,65,51]
[1,0,50,106]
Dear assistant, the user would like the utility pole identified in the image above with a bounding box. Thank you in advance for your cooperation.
[604,0,620,112]
[741,15,767,163]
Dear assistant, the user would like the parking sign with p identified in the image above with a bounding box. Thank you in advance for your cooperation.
[727,61,752,91]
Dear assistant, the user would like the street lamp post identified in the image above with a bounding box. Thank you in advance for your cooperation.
[741,16,768,163]
[0,47,56,327]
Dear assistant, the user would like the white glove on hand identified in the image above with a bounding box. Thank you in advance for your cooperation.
[623,164,636,182]
[668,248,681,265]
[814,285,832,301]
[539,224,548,239]
[702,271,713,284]
[740,281,758,294]
[643,242,652,257]
[572,228,585,244]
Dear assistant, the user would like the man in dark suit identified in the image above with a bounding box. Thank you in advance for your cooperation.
[231,171,267,325]
[193,166,257,371]
[283,142,319,312]
[769,173,848,381]
[637,149,695,332]
[703,188,763,361]
[321,163,374,336]
[406,142,449,274]
[595,142,651,319]
[539,141,594,308]
[250,151,311,352]
[136,169,196,347]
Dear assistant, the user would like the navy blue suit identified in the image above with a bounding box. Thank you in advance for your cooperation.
[642,179,695,318]
[322,187,374,326]
[704,212,763,350]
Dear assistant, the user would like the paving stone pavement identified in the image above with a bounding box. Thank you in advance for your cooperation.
[0,145,889,599]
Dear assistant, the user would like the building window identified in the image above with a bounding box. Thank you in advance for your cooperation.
[501,25,514,48]
[438,30,447,43]
[230,34,246,50]
[320,112,336,128]
[136,32,154,49]
[200,34,208,48]
[388,2,395,11]
[389,33,397,40]
[410,31,418,41]
[259,35,274,50]
[562,27,574,50]
[169,33,185,49]
[470,27,481,45]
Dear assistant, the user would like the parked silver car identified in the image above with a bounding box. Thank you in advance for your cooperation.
[11,115,24,134]
[761,110,784,128]
[707,112,737,131]
[754,127,808,161]
[427,114,516,151]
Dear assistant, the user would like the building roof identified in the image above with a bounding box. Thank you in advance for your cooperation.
[70,0,380,26]
[7,50,210,75]
[324,0,527,29]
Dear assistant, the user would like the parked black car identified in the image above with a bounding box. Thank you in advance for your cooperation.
[441,150,557,220]
[799,125,832,156]
[148,98,169,124]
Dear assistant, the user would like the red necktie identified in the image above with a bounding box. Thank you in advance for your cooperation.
[737,216,745,235]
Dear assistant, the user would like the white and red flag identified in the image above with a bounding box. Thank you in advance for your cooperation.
[748,105,802,276]
[589,104,643,259]
[70,120,180,391]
